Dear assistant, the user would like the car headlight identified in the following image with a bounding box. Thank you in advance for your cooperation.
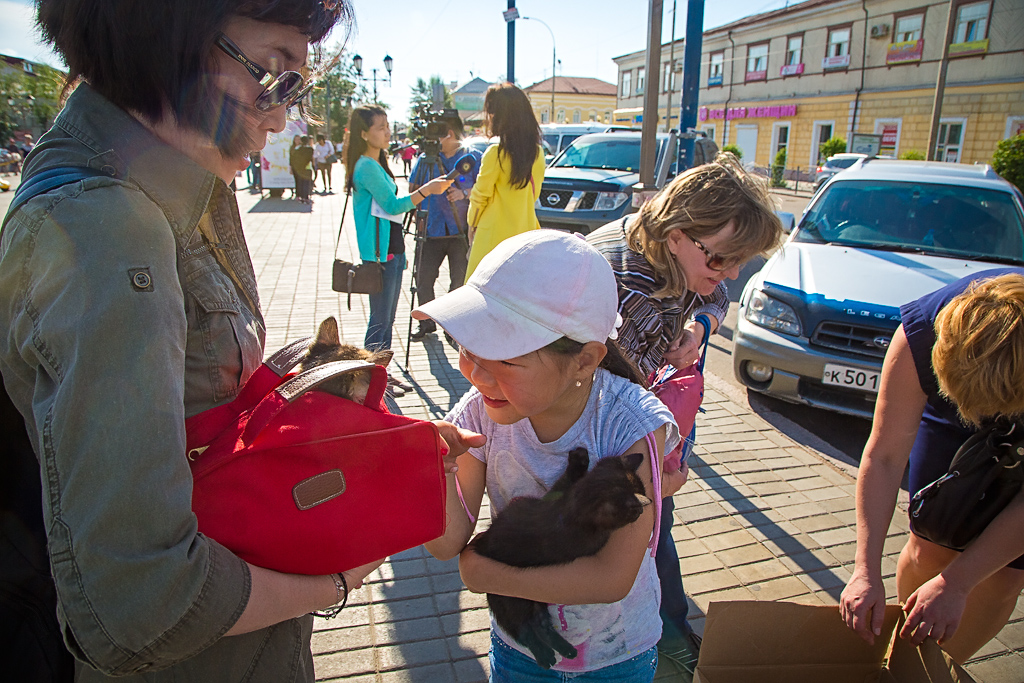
[745,289,802,336]
[594,192,629,211]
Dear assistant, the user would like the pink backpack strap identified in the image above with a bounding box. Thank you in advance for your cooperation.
[645,431,662,557]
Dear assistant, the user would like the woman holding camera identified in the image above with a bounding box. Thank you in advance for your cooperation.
[465,82,545,280]
[840,269,1024,662]
[343,106,451,366]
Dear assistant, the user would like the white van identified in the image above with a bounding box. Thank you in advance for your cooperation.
[540,123,629,163]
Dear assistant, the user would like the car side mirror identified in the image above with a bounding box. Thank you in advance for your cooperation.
[776,211,795,234]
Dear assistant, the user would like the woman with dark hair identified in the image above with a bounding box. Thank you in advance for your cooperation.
[343,105,451,371]
[0,2,479,679]
[465,82,545,279]
[291,134,314,203]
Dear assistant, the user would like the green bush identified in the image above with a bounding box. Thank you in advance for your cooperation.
[722,143,742,160]
[899,149,926,160]
[770,148,788,188]
[818,137,846,161]
[992,133,1024,191]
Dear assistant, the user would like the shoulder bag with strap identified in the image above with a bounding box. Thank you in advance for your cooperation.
[1,166,106,682]
[331,189,384,309]
[909,419,1024,551]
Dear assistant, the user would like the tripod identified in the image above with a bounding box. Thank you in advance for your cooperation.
[402,149,471,368]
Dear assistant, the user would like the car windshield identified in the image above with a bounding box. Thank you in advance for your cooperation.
[542,134,559,151]
[553,137,662,171]
[826,157,860,170]
[796,180,1024,265]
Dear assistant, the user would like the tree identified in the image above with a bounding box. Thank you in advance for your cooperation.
[818,137,846,160]
[722,143,742,160]
[0,65,65,142]
[304,46,369,142]
[408,76,454,125]
[770,147,787,187]
[992,133,1024,192]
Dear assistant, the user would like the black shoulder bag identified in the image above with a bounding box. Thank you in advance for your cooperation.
[910,420,1024,551]
[331,189,384,310]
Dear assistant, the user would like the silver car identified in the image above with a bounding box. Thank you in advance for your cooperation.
[814,153,867,189]
[733,159,1024,418]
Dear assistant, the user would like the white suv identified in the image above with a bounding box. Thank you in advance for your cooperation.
[733,159,1024,418]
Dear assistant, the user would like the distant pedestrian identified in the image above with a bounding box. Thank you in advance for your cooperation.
[290,134,315,203]
[313,133,335,193]
[400,141,416,176]
[464,82,545,280]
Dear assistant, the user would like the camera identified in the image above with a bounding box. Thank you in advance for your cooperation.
[409,107,460,163]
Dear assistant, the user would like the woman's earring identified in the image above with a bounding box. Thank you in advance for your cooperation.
[575,380,582,388]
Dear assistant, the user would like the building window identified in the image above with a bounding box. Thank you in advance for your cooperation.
[1006,116,1024,139]
[954,1,989,43]
[823,26,852,69]
[708,51,725,87]
[746,43,768,81]
[605,110,612,123]
[540,110,549,124]
[620,71,632,99]
[557,108,566,123]
[702,125,716,143]
[662,61,677,93]
[875,118,902,157]
[828,27,850,57]
[894,13,923,42]
[936,119,966,163]
[786,36,802,65]
[813,121,835,165]
[636,67,645,96]
[772,123,790,161]
[572,109,581,123]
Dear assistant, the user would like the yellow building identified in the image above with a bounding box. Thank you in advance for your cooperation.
[614,0,1024,177]
[524,76,617,125]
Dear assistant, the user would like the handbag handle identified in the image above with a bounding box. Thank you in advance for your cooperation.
[693,313,712,373]
[265,336,314,377]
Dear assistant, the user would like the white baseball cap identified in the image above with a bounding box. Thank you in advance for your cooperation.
[413,230,621,360]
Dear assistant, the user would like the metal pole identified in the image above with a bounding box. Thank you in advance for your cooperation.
[927,1,958,161]
[523,18,557,122]
[638,0,663,190]
[507,1,516,83]
[326,78,332,140]
[665,0,677,132]
[677,0,706,172]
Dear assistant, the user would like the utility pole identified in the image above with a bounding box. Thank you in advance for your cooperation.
[665,0,677,132]
[677,0,706,172]
[506,1,517,83]
[927,1,958,161]
[637,0,663,195]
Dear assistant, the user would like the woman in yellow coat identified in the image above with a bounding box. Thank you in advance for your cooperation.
[466,83,546,279]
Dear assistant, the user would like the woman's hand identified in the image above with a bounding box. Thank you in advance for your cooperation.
[840,565,888,645]
[900,574,969,646]
[341,558,387,592]
[664,317,714,368]
[420,177,454,196]
[663,464,686,497]
[433,421,486,474]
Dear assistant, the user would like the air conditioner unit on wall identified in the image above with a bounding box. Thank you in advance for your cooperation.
[870,24,890,39]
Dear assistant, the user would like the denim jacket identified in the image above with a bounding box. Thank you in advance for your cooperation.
[0,84,315,681]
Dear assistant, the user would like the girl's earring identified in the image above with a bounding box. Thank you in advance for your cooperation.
[575,380,582,388]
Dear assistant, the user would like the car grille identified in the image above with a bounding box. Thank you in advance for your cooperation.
[538,188,600,212]
[810,322,893,359]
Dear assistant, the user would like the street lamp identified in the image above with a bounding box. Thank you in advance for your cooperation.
[521,16,556,124]
[352,54,393,104]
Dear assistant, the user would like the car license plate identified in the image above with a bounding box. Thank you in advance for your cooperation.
[821,364,881,393]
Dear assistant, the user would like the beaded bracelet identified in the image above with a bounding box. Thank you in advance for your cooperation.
[311,572,348,619]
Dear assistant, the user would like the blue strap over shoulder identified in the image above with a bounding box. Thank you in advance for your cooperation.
[3,166,108,231]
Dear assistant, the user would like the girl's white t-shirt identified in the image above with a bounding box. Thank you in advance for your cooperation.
[313,141,334,163]
[445,368,680,672]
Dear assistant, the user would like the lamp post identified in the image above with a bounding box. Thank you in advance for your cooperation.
[352,54,393,104]
[521,16,556,124]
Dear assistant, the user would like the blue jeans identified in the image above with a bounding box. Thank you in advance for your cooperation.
[489,633,657,683]
[364,254,405,352]
[655,496,691,640]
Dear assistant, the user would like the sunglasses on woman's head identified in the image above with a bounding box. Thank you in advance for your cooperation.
[687,234,734,271]
[216,34,312,111]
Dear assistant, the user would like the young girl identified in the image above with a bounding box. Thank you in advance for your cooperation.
[465,83,546,280]
[416,230,683,682]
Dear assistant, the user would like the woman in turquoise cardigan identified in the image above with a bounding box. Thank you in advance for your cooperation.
[343,106,451,362]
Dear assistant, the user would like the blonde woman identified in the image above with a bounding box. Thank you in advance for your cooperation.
[587,152,782,670]
[841,270,1024,662]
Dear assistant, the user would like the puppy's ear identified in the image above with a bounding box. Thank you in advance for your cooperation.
[372,349,394,367]
[314,317,341,346]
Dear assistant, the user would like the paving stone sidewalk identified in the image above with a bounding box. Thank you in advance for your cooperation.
[243,179,1024,683]
[4,173,1020,682]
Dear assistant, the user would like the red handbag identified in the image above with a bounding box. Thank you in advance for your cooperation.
[185,340,448,575]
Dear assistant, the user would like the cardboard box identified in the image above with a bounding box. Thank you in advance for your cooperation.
[693,601,976,683]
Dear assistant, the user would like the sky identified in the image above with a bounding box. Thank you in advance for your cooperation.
[2,0,793,123]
